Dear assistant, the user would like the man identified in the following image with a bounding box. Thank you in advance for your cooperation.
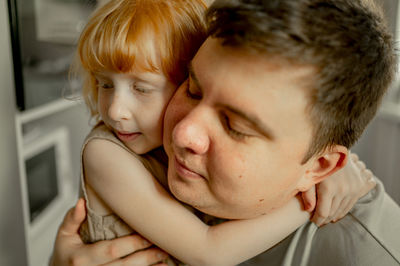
[52,0,400,265]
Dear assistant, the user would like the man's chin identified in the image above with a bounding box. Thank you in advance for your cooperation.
[167,176,216,215]
[168,183,266,219]
[168,178,197,205]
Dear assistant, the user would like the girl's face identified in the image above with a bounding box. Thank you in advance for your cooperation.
[96,71,176,154]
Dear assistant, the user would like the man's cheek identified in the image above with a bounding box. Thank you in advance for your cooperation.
[166,100,188,127]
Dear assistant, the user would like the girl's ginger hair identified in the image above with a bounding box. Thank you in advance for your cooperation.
[74,0,207,119]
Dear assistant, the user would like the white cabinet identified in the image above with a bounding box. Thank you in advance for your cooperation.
[1,0,92,264]
[15,99,90,266]
[0,1,28,264]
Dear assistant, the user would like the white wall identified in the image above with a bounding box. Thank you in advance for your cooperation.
[352,114,400,205]
[0,0,28,264]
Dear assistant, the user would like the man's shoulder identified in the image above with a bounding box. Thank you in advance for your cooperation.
[306,181,400,266]
[243,181,400,266]
[307,211,399,265]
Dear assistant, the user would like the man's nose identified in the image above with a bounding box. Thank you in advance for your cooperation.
[108,94,132,122]
[172,109,210,155]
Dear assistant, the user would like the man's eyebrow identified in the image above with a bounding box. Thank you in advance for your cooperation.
[188,62,202,91]
[217,104,275,140]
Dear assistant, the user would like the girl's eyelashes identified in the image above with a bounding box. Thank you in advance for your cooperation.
[100,83,113,89]
[95,77,113,89]
[95,78,151,93]
[133,84,150,94]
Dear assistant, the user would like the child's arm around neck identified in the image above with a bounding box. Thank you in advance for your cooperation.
[83,138,309,266]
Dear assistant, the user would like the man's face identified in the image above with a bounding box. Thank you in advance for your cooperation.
[163,38,316,219]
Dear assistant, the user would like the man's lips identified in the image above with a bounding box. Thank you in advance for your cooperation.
[174,156,204,180]
[116,131,141,142]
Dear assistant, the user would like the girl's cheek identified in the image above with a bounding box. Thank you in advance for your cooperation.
[98,97,109,118]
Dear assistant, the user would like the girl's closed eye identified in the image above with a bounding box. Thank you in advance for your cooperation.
[95,76,114,89]
[133,83,151,94]
[100,82,114,89]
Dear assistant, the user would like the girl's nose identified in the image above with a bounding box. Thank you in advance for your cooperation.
[108,94,132,122]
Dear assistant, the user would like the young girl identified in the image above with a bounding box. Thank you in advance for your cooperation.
[74,0,374,265]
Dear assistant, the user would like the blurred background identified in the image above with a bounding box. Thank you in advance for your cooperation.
[0,0,399,265]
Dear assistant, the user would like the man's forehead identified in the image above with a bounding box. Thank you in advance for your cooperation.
[193,38,316,93]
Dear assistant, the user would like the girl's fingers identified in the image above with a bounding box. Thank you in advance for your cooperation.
[311,188,332,227]
[334,198,358,222]
[301,186,316,211]
[322,195,343,225]
[326,197,350,224]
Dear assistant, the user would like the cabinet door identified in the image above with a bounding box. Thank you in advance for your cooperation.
[8,0,97,110]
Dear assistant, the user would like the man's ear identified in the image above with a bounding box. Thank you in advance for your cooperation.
[298,145,348,191]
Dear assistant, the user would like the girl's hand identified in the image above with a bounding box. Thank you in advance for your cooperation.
[301,153,376,227]
[50,198,169,266]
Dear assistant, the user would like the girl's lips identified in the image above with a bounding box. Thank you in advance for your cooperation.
[116,131,141,142]
[174,157,204,180]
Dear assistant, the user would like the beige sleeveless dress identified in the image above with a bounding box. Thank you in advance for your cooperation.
[79,122,180,265]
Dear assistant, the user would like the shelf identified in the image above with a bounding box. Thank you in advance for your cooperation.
[16,96,81,124]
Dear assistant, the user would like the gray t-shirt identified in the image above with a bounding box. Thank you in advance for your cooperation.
[240,179,400,266]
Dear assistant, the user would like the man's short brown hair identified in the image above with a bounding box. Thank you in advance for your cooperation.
[207,0,396,162]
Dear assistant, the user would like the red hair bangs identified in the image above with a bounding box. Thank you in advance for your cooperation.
[76,0,207,118]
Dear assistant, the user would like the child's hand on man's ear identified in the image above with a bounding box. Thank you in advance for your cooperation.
[301,152,376,227]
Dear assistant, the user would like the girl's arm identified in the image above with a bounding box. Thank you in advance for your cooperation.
[84,139,309,266]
